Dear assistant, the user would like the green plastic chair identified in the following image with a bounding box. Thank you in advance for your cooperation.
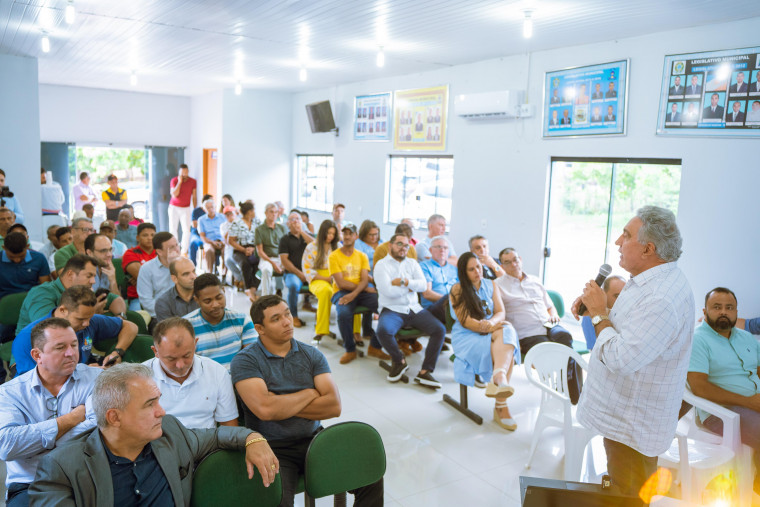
[0,292,28,363]
[98,334,155,363]
[190,449,282,507]
[304,422,385,503]
[546,289,565,318]
[112,258,127,298]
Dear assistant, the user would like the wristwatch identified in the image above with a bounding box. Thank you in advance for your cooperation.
[591,314,609,326]
[114,348,126,358]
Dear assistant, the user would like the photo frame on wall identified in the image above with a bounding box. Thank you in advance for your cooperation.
[656,46,760,138]
[393,85,448,151]
[354,92,392,141]
[543,59,629,138]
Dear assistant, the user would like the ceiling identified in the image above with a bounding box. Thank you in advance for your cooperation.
[1,0,758,97]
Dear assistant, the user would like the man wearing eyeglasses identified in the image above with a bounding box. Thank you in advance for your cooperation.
[0,318,100,507]
[84,233,127,316]
[420,236,459,324]
[53,217,95,273]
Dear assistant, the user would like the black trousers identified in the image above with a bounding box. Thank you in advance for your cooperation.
[520,325,583,404]
[603,438,658,499]
[233,249,260,290]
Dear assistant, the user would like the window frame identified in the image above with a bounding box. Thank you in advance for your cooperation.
[384,154,454,229]
[294,154,335,213]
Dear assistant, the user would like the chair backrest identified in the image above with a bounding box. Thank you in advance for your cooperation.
[305,421,386,499]
[125,310,149,335]
[98,334,155,363]
[523,342,587,403]
[112,258,126,297]
[190,449,282,507]
[546,290,564,319]
[0,292,29,327]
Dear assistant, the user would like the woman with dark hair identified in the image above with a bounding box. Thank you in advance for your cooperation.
[228,201,262,302]
[303,220,339,342]
[355,220,381,270]
[449,252,519,431]
[219,194,237,215]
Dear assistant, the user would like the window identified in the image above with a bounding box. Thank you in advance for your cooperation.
[296,155,334,212]
[543,157,682,303]
[386,155,454,226]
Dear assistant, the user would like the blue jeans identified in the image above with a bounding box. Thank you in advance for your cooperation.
[6,483,29,507]
[283,273,303,319]
[332,290,380,352]
[189,232,204,267]
[376,308,445,372]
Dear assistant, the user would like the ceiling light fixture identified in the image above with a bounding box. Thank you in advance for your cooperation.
[522,10,533,39]
[130,71,137,86]
[41,32,50,53]
[235,81,242,95]
[65,1,75,24]
[299,67,307,82]
[376,47,385,68]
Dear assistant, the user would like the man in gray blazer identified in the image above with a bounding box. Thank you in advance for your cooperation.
[29,363,279,507]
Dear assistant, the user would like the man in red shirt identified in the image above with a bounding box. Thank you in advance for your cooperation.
[169,164,197,255]
[121,223,157,311]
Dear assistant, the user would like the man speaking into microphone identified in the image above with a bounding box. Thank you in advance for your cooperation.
[572,206,694,498]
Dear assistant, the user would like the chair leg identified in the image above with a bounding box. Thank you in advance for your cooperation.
[525,413,549,469]
[333,492,347,507]
[304,491,315,507]
[442,384,483,425]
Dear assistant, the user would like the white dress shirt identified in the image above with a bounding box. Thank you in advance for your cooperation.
[577,262,695,457]
[136,256,174,316]
[41,182,65,214]
[374,255,426,314]
[145,355,238,429]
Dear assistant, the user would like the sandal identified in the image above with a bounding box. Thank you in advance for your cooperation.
[494,400,517,431]
[485,367,515,398]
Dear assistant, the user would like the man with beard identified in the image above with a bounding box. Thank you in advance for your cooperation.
[688,287,760,494]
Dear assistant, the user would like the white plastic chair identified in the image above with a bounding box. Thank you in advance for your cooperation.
[524,342,595,481]
[659,386,753,505]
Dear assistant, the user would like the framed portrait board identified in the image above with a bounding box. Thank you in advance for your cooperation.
[656,46,760,137]
[393,85,448,151]
[354,92,392,141]
[543,59,629,138]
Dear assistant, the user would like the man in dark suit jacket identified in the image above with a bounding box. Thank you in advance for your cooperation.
[752,74,760,93]
[29,363,278,507]
[687,75,702,96]
[605,105,616,122]
[667,104,681,122]
[549,110,560,126]
[560,110,571,125]
[592,83,604,100]
[669,76,683,95]
[550,89,561,104]
[702,93,725,120]
[590,106,603,123]
[605,82,617,98]
[725,101,745,123]
[729,72,748,94]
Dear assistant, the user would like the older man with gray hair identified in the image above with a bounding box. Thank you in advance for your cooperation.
[255,203,288,296]
[29,363,279,506]
[415,214,457,264]
[572,205,695,498]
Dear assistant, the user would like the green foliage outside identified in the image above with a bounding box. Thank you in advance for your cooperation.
[70,147,146,185]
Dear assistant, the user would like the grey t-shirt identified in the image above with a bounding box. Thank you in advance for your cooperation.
[230,339,330,441]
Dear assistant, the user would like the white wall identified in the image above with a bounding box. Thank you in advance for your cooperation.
[0,54,41,241]
[189,91,223,186]
[39,84,191,148]
[291,17,760,313]
[220,89,293,209]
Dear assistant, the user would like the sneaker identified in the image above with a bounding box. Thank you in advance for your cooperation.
[367,346,391,360]
[293,317,304,328]
[474,375,487,389]
[414,371,442,389]
[339,351,357,364]
[387,361,409,382]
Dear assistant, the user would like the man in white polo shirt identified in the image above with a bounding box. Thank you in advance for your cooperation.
[144,317,238,429]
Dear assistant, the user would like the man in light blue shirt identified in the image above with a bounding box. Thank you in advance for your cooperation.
[688,287,760,494]
[198,199,226,274]
[0,318,100,506]
[420,236,458,323]
[415,214,457,263]
[137,231,180,317]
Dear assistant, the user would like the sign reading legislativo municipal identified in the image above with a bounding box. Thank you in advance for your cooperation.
[543,59,629,138]
[657,46,760,138]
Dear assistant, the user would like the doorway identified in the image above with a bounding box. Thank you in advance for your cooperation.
[203,149,218,198]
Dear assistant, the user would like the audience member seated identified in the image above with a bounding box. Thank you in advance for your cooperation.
[198,198,226,273]
[98,220,127,258]
[355,220,381,271]
[332,203,346,241]
[420,235,459,324]
[415,214,457,263]
[84,233,127,315]
[232,295,383,507]
[401,218,418,246]
[17,254,98,332]
[123,204,144,226]
[37,226,60,269]
[115,208,138,248]
[122,222,156,311]
[47,227,72,272]
[329,223,389,364]
[469,235,505,280]
[688,287,760,494]
[154,258,199,322]
[189,193,211,268]
[136,231,179,318]
[29,363,278,505]
[0,232,50,300]
[450,252,519,431]
[278,211,313,329]
[374,233,445,387]
[0,207,16,248]
[54,217,94,272]
[303,219,339,342]
[0,169,24,224]
[145,317,238,429]
[229,200,262,303]
[495,247,582,404]
[221,205,243,286]
[13,286,137,376]
[40,168,65,217]
[373,222,418,267]
[300,209,315,234]
[0,319,100,507]
[184,274,257,369]
[737,316,760,335]
[255,203,287,297]
[580,274,626,350]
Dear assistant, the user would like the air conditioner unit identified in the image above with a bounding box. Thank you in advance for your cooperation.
[454,90,525,119]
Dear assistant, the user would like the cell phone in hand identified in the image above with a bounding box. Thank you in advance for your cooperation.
[543,321,558,329]
[103,355,118,367]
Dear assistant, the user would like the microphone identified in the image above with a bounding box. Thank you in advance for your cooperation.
[578,264,612,316]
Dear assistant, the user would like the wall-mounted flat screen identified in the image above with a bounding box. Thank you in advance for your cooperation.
[305,100,336,133]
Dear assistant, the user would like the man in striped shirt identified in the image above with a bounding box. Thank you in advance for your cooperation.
[184,273,257,369]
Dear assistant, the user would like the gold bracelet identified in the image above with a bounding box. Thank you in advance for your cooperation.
[245,437,266,447]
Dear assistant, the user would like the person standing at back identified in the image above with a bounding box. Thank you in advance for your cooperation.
[168,164,197,256]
